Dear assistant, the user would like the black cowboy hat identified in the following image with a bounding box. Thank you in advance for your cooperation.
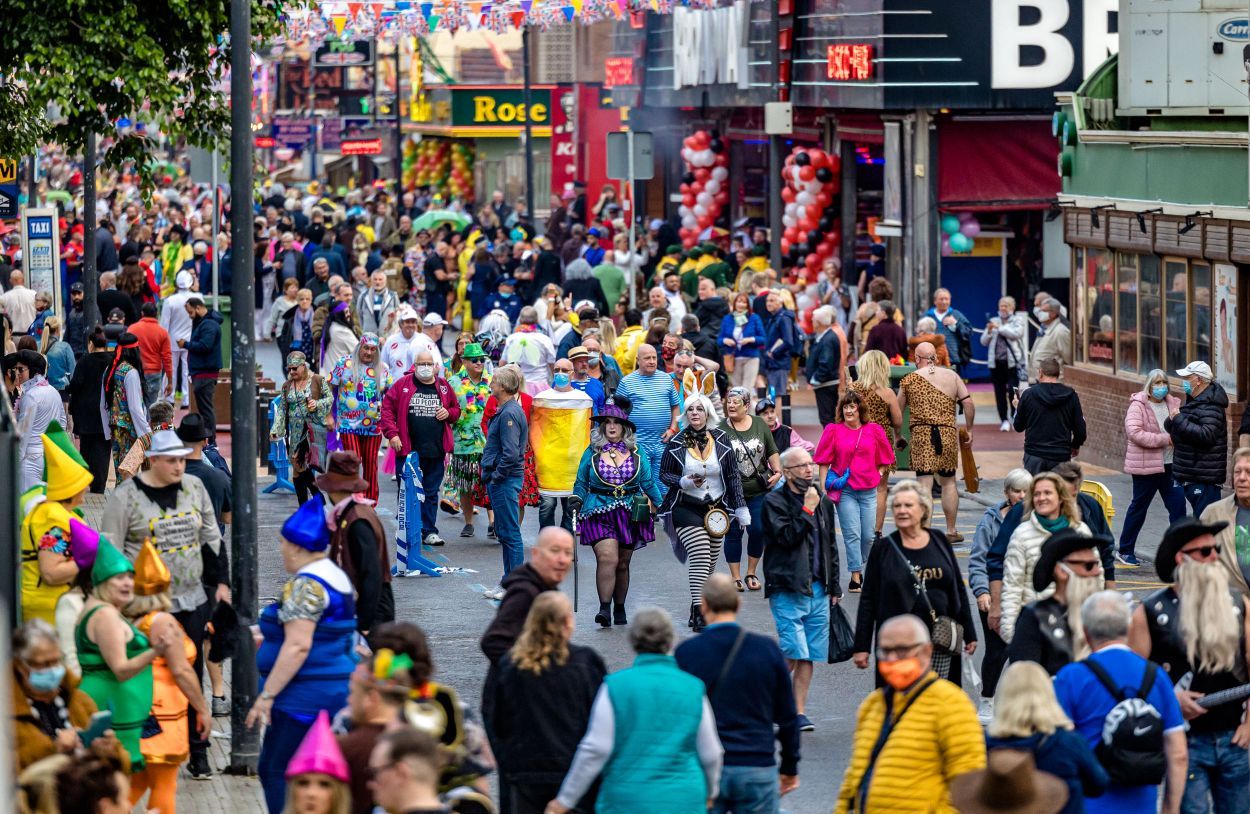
[1155,517,1229,583]
[1032,529,1112,593]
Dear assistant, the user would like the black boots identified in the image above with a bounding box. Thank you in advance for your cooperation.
[689,602,706,632]
[595,602,612,628]
[613,604,628,626]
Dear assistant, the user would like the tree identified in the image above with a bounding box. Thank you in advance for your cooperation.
[0,0,283,186]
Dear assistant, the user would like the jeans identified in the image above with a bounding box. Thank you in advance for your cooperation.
[835,487,876,576]
[539,495,573,533]
[724,493,766,564]
[418,456,446,539]
[1119,467,1186,557]
[142,372,164,407]
[488,477,524,575]
[1181,731,1250,814]
[258,707,313,814]
[711,764,780,814]
[764,367,789,399]
[192,376,217,442]
[1182,481,1223,517]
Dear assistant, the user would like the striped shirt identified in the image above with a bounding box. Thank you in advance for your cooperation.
[615,370,679,442]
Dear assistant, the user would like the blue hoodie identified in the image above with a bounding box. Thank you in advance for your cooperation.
[985,730,1108,814]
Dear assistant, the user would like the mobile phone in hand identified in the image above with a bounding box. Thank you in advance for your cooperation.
[80,710,114,747]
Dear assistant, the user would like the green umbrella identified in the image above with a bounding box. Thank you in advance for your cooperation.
[413,209,470,232]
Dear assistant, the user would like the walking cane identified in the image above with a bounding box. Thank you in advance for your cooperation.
[568,494,582,612]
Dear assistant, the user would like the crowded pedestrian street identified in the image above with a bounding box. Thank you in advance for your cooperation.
[7,2,1250,814]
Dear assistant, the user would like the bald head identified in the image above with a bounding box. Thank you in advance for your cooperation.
[701,573,740,618]
[530,527,574,587]
[880,614,931,644]
[914,341,938,367]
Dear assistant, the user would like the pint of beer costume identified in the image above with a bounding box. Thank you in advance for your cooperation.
[530,388,593,496]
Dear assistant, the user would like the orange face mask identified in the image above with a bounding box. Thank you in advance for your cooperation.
[878,657,925,690]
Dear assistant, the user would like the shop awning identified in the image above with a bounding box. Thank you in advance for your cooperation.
[937,118,1059,212]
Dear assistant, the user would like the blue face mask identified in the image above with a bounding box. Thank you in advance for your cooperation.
[1151,385,1169,400]
[553,373,571,388]
[587,353,601,366]
[1182,380,1193,395]
[27,665,65,693]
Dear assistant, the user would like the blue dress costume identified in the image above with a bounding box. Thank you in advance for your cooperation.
[256,557,357,813]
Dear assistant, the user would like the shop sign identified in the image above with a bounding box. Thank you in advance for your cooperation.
[341,137,383,156]
[826,44,875,81]
[550,87,576,198]
[451,89,549,126]
[315,38,374,67]
[604,57,635,88]
[254,135,276,149]
[1213,263,1239,398]
[410,93,452,124]
[672,2,749,90]
[1216,18,1248,41]
[21,208,61,317]
[321,116,372,152]
[272,117,315,149]
[0,157,17,219]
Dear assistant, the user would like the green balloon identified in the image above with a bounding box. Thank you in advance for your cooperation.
[949,232,973,253]
[941,214,961,236]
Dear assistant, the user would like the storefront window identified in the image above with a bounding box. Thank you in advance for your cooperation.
[1084,248,1114,369]
[1138,255,1162,374]
[1116,253,1139,373]
[1165,259,1188,373]
[1192,261,1212,366]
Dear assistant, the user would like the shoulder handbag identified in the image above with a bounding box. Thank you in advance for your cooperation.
[888,538,962,654]
[708,627,749,702]
[823,427,864,502]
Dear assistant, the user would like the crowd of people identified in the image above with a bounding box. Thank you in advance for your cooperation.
[6,162,1250,814]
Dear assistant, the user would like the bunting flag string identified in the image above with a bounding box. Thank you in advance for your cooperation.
[279,0,762,43]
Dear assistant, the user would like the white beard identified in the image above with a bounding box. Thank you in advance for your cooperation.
[1177,560,1241,675]
[1062,573,1105,661]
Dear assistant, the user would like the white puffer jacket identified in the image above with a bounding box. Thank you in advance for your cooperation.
[999,512,1090,643]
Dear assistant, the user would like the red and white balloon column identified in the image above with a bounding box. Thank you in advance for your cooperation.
[678,130,730,248]
[780,146,842,280]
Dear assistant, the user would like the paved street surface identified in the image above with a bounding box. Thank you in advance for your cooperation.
[137,342,1181,814]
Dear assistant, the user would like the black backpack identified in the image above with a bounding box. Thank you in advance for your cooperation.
[1081,658,1167,787]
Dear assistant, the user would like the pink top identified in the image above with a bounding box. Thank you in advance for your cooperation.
[813,421,894,493]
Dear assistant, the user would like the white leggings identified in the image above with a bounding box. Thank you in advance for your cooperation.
[731,356,760,389]
[677,525,722,605]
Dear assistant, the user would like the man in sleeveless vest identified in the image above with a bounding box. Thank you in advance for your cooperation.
[1006,529,1109,676]
[1128,518,1250,814]
[316,450,393,635]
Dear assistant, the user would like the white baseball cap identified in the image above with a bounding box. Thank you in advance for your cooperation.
[1175,361,1213,380]
[422,313,447,327]
[396,305,419,323]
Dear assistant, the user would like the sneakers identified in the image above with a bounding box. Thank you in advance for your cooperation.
[483,585,506,601]
[459,523,475,538]
[977,698,995,725]
[796,713,815,732]
[487,524,497,540]
[848,575,863,593]
[212,695,229,717]
[1116,552,1141,567]
[1000,420,1011,432]
[424,533,445,547]
[187,753,213,780]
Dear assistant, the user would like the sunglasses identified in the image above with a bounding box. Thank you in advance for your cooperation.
[1182,544,1222,559]
[1062,559,1101,574]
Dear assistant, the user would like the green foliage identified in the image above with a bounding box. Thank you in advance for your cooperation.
[0,0,283,188]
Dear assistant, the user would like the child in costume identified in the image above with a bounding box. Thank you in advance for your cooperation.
[283,710,352,814]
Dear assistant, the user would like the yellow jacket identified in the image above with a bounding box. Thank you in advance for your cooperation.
[615,325,646,375]
[835,675,985,814]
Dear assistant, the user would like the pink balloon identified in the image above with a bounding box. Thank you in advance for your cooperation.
[959,219,981,239]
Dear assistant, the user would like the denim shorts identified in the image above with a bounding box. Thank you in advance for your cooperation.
[769,582,829,661]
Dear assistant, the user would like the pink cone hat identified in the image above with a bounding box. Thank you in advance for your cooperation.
[285,710,350,783]
[69,518,101,571]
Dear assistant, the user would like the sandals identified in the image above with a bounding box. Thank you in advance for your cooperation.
[744,574,762,592]
[947,531,965,544]
[734,579,745,593]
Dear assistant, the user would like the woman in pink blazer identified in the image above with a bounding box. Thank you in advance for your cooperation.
[1118,369,1186,565]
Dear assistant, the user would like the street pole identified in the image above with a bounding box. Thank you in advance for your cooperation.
[308,49,318,180]
[227,0,259,774]
[522,26,535,232]
[83,131,99,328]
[767,2,782,273]
[211,150,220,311]
[394,38,403,193]
[627,125,636,310]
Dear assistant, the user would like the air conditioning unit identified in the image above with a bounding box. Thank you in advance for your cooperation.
[537,27,576,84]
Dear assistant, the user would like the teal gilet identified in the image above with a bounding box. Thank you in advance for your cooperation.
[598,653,708,814]
[76,605,154,771]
